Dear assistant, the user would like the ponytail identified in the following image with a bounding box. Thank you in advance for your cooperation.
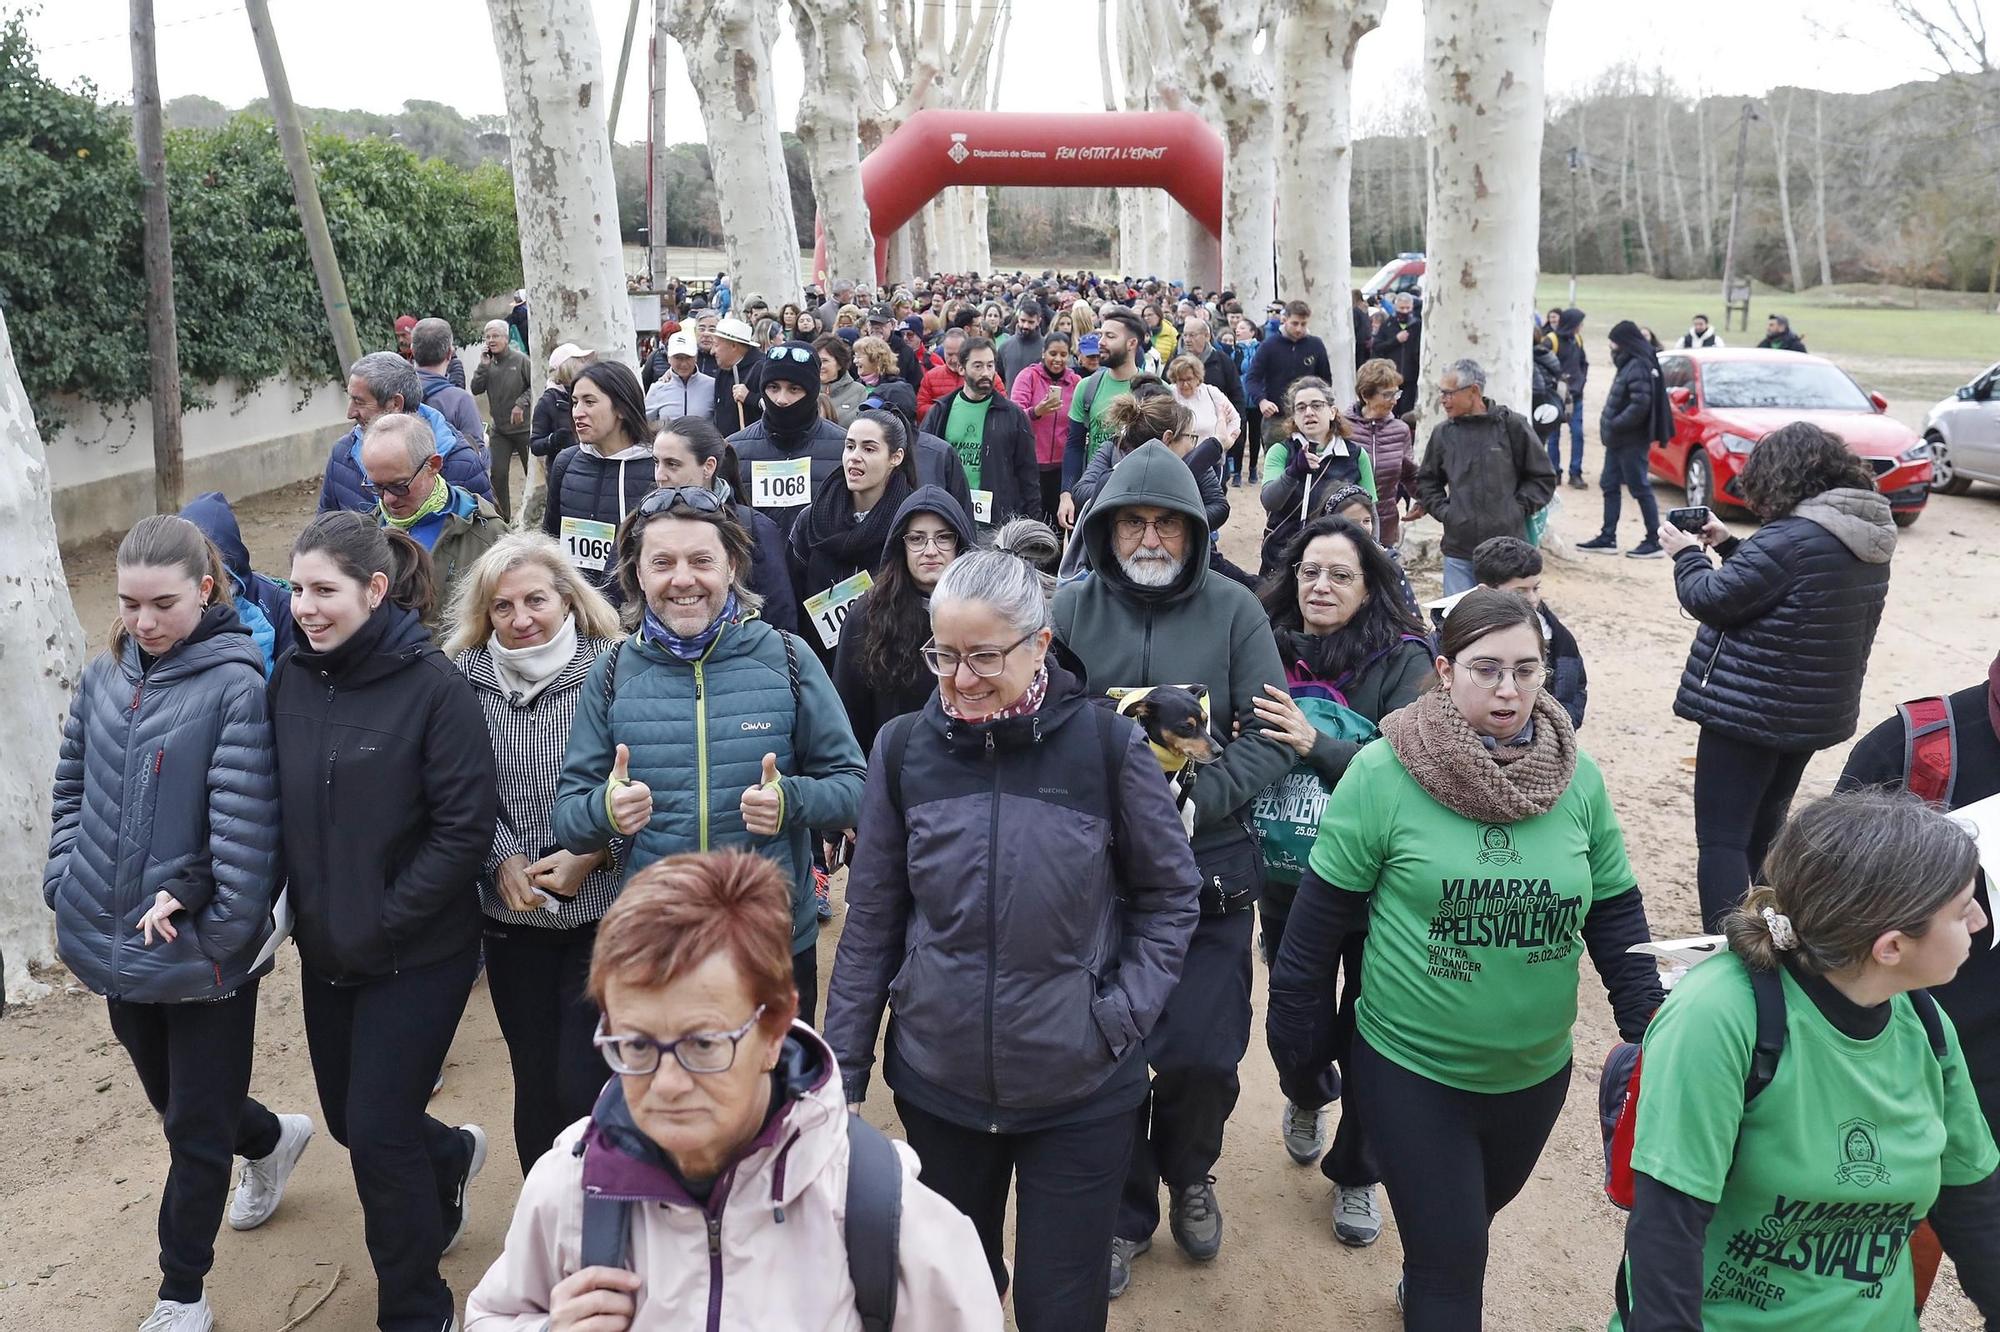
[292,510,437,621]
[112,514,235,654]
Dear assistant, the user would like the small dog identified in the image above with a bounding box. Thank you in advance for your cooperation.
[1113,685,1223,837]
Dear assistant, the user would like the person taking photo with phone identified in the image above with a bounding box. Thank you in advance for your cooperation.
[1258,377,1377,579]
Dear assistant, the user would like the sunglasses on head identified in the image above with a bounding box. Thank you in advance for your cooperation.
[637,485,725,518]
[766,346,814,364]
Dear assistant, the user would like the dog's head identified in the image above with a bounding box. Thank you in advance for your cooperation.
[1116,684,1222,770]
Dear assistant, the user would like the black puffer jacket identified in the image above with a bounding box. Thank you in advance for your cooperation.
[1671,487,1894,751]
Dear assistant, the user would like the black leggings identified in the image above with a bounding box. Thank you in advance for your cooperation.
[1259,888,1376,1186]
[483,920,604,1175]
[1692,728,1813,931]
[107,982,282,1304]
[1350,1035,1570,1332]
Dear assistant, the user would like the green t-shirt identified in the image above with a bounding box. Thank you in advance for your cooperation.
[944,392,994,490]
[1068,371,1133,463]
[1306,740,1633,1093]
[1610,957,1998,1332]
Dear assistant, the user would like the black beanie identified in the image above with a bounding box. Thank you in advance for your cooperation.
[759,340,822,399]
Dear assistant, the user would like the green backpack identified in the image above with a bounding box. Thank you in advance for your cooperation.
[1251,690,1380,885]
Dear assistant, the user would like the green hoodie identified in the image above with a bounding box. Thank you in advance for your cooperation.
[1053,441,1292,848]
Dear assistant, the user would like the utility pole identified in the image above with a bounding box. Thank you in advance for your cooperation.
[607,0,643,138]
[245,0,363,376]
[1719,100,1757,304]
[1566,146,1580,306]
[130,0,183,514]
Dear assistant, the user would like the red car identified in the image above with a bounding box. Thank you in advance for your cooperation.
[1648,348,1932,528]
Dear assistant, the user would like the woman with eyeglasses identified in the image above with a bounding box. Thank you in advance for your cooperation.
[830,486,975,756]
[787,410,921,668]
[823,549,1202,1332]
[543,360,657,598]
[465,851,1002,1331]
[1259,376,1378,580]
[1347,358,1416,546]
[553,490,865,1027]
[1265,589,1664,1328]
[271,512,499,1330]
[1249,515,1435,1241]
[442,535,627,1177]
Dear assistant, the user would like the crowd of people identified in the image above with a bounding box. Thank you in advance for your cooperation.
[38,265,2000,1332]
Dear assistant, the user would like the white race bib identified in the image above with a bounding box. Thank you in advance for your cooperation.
[802,570,874,651]
[970,489,993,524]
[558,516,617,573]
[750,457,812,509]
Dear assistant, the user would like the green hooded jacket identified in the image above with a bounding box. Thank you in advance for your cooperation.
[1052,440,1292,851]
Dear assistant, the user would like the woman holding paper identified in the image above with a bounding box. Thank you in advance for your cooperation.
[443,533,627,1174]
[786,409,920,667]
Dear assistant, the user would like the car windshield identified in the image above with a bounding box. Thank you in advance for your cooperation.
[1701,361,1871,411]
[1363,259,1408,293]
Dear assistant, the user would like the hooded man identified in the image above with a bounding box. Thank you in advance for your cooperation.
[1579,320,1672,559]
[1551,307,1590,485]
[729,340,850,534]
[360,412,503,621]
[179,491,294,675]
[1758,314,1808,353]
[1053,441,1292,1299]
[319,351,493,514]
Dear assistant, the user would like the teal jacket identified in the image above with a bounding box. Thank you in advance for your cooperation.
[552,618,866,953]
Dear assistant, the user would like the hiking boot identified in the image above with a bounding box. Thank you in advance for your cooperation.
[813,865,833,921]
[228,1112,314,1230]
[1168,1177,1222,1261]
[138,1297,213,1332]
[1568,474,1588,490]
[1280,1099,1326,1165]
[1107,1235,1150,1300]
[1333,1183,1383,1246]
[1577,533,1619,553]
[1626,539,1665,559]
[442,1124,488,1257]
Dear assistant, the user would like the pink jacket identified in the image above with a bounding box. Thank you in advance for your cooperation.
[466,1025,1000,1332]
[1009,362,1080,467]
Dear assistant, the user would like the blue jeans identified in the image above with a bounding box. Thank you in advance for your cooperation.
[1562,394,1586,477]
[1442,556,1479,596]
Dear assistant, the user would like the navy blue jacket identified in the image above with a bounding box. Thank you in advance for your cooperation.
[181,491,293,675]
[316,402,495,515]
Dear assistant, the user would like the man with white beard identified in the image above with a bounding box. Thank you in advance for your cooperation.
[1051,440,1292,1302]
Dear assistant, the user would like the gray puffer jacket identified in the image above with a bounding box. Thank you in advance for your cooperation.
[44,605,280,1003]
[823,664,1201,1113]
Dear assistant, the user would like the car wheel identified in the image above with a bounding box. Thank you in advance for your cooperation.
[1930,434,1972,495]
[1893,508,1922,528]
[1683,453,1714,509]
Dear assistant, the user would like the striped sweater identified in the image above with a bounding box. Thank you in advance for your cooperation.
[456,634,626,928]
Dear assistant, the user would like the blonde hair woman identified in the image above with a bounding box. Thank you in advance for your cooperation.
[446,534,627,1172]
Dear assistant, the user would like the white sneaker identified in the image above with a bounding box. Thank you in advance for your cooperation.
[1334,1182,1383,1247]
[442,1124,487,1256]
[228,1113,314,1230]
[138,1296,213,1332]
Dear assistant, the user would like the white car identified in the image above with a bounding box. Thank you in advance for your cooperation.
[1925,363,2000,494]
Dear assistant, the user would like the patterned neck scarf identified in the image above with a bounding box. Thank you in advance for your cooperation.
[640,590,740,661]
[942,666,1048,723]
[379,473,451,530]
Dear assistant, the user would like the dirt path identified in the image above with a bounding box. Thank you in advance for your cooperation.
[8,432,1999,1330]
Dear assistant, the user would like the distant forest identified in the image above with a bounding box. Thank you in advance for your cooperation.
[165,64,2000,293]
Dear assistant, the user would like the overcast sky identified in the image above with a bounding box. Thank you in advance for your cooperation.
[19,0,1949,143]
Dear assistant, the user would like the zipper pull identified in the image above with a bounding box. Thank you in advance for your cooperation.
[706,1215,722,1256]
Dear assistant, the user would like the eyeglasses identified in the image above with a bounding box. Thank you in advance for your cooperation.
[361,462,431,499]
[920,631,1036,678]
[1292,400,1331,413]
[1440,382,1481,398]
[766,346,814,363]
[594,1007,767,1076]
[637,485,725,517]
[1294,563,1360,588]
[902,530,960,553]
[1114,513,1187,541]
[1452,659,1546,691]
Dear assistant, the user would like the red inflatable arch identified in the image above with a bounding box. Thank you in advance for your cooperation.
[812,108,1225,287]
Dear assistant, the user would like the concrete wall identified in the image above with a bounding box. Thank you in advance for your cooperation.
[46,374,350,544]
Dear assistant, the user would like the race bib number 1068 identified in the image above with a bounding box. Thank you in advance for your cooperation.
[751,457,813,508]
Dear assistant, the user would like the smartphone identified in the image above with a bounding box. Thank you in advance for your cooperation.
[532,844,578,902]
[1666,506,1712,534]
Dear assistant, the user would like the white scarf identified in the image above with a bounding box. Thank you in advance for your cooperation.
[488,613,580,705]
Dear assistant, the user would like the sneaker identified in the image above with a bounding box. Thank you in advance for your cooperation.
[1280,1099,1326,1165]
[138,1297,213,1332]
[1626,539,1665,559]
[441,1124,487,1257]
[1577,533,1619,553]
[228,1113,314,1230]
[1396,1278,1407,1316]
[1568,474,1588,490]
[1107,1235,1149,1300]
[1168,1177,1222,1261]
[431,1070,445,1098]
[813,865,833,921]
[1333,1183,1383,1246]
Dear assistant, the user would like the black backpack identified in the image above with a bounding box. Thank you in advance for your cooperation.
[580,1112,903,1331]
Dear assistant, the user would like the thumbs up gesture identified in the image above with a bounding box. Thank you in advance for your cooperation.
[607,743,654,836]
[740,752,784,837]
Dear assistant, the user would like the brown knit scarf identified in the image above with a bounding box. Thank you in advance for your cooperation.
[1381,685,1579,824]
